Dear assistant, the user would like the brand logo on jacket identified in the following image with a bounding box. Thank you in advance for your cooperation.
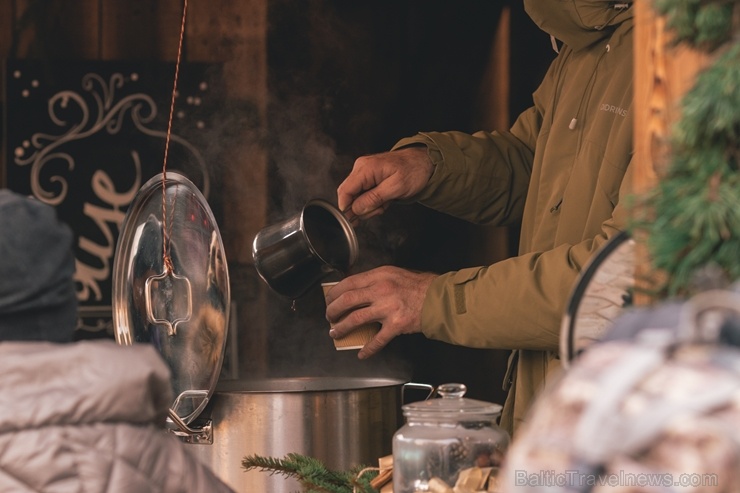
[599,103,628,117]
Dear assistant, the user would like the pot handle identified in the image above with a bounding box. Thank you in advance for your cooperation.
[401,382,435,404]
[166,409,213,444]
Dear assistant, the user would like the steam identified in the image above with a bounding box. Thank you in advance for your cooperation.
[262,89,412,380]
[269,93,338,215]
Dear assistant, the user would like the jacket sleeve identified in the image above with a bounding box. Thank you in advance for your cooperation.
[391,112,539,227]
[419,161,634,352]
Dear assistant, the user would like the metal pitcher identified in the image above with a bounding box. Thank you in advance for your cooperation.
[252,199,358,299]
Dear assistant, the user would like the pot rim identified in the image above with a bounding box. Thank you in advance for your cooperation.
[215,376,408,393]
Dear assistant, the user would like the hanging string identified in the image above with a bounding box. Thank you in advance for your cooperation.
[162,0,188,274]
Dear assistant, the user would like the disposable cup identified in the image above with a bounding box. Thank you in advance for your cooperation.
[321,281,380,350]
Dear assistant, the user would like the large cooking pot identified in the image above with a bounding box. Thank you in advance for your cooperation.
[188,376,408,493]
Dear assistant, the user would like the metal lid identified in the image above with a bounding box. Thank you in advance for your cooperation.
[113,172,230,425]
[402,383,503,421]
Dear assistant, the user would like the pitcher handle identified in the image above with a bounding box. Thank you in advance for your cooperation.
[401,382,435,404]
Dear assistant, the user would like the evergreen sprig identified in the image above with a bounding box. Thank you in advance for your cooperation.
[631,3,740,298]
[674,43,740,148]
[242,453,379,493]
[652,0,737,50]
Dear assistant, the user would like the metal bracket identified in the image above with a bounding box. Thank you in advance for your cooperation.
[167,408,213,444]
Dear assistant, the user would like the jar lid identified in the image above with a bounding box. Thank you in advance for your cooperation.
[402,383,503,420]
[112,172,230,425]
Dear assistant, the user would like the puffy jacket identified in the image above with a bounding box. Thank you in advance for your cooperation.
[0,340,235,493]
[393,0,634,436]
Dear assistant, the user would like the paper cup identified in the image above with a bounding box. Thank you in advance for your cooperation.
[321,282,381,350]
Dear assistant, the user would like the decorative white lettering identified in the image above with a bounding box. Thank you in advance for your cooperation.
[75,152,142,301]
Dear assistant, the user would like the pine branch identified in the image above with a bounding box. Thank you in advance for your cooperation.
[652,0,738,50]
[242,453,379,493]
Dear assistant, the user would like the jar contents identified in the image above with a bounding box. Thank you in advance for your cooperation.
[393,383,509,493]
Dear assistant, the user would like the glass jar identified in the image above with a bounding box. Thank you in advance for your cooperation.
[393,383,510,493]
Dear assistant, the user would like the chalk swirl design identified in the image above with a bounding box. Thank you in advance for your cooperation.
[13,72,209,204]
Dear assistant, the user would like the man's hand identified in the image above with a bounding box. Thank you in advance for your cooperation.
[337,147,433,222]
[324,266,437,359]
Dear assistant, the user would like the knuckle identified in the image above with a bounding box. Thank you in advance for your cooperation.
[339,290,360,308]
[365,189,384,208]
[375,265,396,277]
[347,309,368,327]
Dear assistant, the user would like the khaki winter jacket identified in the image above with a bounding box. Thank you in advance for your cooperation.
[393,0,634,437]
[0,341,235,493]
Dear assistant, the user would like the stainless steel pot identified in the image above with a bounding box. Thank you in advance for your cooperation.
[252,199,358,299]
[188,376,406,493]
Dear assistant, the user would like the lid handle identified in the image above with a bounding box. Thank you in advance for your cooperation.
[145,270,193,336]
[437,383,467,399]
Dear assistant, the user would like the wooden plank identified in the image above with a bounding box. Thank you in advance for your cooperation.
[633,2,713,304]
[55,0,100,59]
[478,6,511,267]
[187,0,267,263]
[10,0,99,59]
[100,0,181,60]
[0,0,14,187]
[633,2,711,194]
[478,6,510,132]
[187,0,269,375]
[9,0,35,58]
[0,1,13,58]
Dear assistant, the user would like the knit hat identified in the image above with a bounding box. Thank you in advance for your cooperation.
[0,189,77,342]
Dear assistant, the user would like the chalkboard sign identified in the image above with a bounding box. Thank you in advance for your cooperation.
[4,60,224,339]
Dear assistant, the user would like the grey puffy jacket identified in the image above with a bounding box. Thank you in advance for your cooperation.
[0,340,235,493]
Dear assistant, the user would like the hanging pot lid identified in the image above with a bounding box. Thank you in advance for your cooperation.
[559,230,635,368]
[112,172,230,425]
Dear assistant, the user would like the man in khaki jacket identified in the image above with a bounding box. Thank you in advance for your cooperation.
[325,0,634,437]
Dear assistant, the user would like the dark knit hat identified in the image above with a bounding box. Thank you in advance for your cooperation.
[0,189,77,342]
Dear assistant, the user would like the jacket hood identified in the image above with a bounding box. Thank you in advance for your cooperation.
[524,0,634,51]
[0,189,77,343]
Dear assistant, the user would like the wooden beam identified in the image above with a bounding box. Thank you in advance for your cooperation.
[11,0,99,59]
[633,1,711,194]
[0,0,14,187]
[477,7,512,266]
[100,0,180,60]
[186,0,267,264]
[633,1,712,303]
[187,0,269,375]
